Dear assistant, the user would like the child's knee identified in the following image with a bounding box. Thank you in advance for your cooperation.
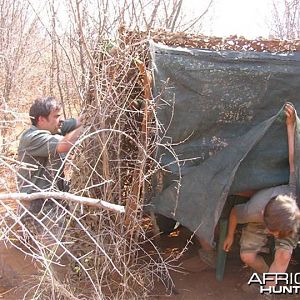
[240,252,257,265]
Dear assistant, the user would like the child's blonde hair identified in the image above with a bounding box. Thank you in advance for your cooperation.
[264,194,300,238]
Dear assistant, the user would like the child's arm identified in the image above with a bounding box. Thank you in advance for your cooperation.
[223,207,238,252]
[285,103,295,175]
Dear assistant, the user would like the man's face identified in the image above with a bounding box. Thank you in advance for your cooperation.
[37,109,62,134]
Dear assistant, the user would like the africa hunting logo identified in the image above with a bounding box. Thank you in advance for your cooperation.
[248,273,300,294]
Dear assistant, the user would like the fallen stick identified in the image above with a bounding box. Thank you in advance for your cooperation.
[0,191,125,214]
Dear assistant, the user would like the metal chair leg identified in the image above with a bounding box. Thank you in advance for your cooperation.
[216,218,228,281]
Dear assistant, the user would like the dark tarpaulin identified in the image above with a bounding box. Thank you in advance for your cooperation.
[149,41,300,245]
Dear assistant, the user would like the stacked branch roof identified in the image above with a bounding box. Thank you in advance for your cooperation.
[126,29,300,52]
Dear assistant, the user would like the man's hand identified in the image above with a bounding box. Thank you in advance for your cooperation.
[285,103,295,125]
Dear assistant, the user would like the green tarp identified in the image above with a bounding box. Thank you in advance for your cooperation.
[150,41,300,245]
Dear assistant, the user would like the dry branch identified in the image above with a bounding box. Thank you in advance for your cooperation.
[0,191,125,214]
[124,59,152,228]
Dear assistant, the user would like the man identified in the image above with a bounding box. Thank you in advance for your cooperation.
[18,96,81,196]
[223,103,300,296]
[17,96,82,280]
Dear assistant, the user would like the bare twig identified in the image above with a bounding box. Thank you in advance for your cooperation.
[0,191,125,213]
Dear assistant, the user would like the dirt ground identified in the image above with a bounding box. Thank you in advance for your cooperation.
[150,227,300,300]
[0,223,299,299]
[0,242,38,300]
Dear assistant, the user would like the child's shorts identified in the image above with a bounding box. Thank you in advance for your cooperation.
[240,222,298,253]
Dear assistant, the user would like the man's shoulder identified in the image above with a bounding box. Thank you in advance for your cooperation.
[21,126,54,140]
[19,126,61,151]
[21,126,51,139]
